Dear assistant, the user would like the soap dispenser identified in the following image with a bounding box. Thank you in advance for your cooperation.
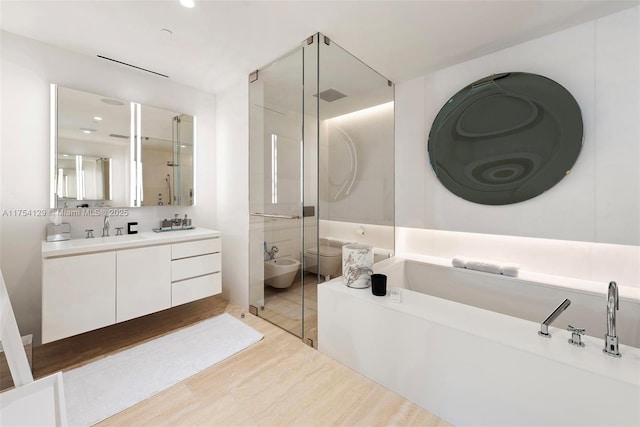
[127,221,138,234]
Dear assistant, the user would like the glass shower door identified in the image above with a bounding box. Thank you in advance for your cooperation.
[172,114,194,206]
[249,46,315,341]
[249,33,394,348]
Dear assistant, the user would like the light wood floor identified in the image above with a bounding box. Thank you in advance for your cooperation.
[262,272,318,347]
[32,295,451,426]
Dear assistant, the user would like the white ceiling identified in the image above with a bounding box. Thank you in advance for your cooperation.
[1,0,638,95]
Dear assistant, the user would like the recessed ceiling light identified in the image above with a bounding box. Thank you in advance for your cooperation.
[81,128,96,134]
[180,145,187,148]
[180,0,195,8]
[93,116,103,121]
[101,98,125,106]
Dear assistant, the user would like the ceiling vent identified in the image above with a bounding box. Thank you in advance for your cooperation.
[314,88,347,103]
[109,133,129,139]
[97,55,169,78]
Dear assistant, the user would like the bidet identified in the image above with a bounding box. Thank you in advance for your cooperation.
[264,257,300,288]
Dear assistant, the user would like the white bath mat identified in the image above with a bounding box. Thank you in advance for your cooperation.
[62,313,263,426]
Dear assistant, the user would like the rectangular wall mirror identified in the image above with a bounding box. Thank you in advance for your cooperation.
[50,85,195,208]
[57,154,111,201]
[140,105,195,207]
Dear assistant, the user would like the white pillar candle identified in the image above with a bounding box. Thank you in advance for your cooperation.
[342,244,374,288]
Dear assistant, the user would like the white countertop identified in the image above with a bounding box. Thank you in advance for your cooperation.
[42,228,220,258]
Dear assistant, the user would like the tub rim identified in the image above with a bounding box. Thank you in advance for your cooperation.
[321,256,640,387]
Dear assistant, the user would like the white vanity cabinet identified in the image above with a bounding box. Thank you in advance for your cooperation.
[42,229,221,343]
[117,245,172,322]
[171,238,222,306]
[42,252,116,344]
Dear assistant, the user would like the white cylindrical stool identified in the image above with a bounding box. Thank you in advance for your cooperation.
[342,243,374,288]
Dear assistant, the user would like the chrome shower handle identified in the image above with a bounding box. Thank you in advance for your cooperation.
[567,325,585,334]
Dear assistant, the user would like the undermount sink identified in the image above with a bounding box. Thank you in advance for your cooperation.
[102,234,146,242]
[69,234,146,246]
[43,228,220,258]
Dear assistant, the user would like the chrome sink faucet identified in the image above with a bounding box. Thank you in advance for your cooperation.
[102,212,110,237]
[603,281,621,357]
[263,241,279,260]
[268,245,279,260]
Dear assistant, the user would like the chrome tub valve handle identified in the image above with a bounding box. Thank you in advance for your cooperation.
[567,325,585,347]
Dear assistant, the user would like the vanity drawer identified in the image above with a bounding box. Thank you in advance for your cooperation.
[172,253,221,282]
[172,273,221,306]
[172,238,220,260]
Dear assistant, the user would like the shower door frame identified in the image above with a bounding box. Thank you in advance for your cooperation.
[248,39,319,345]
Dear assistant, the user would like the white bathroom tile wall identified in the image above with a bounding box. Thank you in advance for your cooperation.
[594,7,640,246]
[344,179,385,223]
[260,217,318,262]
[303,220,318,247]
[394,7,640,295]
[322,103,394,227]
[264,220,301,261]
[398,227,639,289]
[590,243,640,287]
[417,21,597,243]
[395,77,427,229]
[319,220,394,252]
[396,7,640,248]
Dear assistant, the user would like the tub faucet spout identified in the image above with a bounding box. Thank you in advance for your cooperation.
[603,281,621,357]
[538,298,571,337]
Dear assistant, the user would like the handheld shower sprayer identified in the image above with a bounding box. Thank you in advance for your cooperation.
[165,174,172,206]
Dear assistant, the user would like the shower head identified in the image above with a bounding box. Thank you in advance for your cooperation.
[314,88,347,103]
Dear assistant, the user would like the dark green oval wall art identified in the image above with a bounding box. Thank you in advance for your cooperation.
[427,72,583,205]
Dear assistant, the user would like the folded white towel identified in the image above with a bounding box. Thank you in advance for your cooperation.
[373,247,393,257]
[451,257,519,276]
[502,263,520,277]
[466,261,502,275]
[452,257,469,268]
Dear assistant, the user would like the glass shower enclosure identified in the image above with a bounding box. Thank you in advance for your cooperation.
[249,33,394,347]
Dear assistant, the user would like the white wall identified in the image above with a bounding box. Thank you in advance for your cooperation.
[397,7,639,246]
[0,31,216,344]
[321,102,395,227]
[395,8,640,288]
[215,81,249,308]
